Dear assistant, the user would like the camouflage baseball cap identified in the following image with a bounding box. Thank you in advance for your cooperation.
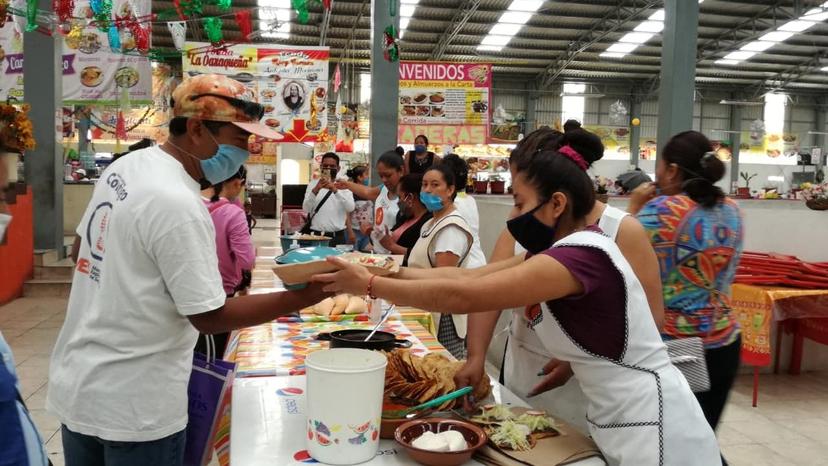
[172,74,283,140]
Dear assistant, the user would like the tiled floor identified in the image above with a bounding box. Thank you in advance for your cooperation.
[5,296,828,465]
[5,219,828,465]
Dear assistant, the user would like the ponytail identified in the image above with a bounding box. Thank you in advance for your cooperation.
[662,131,725,208]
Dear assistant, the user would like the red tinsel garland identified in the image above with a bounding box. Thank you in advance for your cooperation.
[234,10,252,41]
[53,0,74,25]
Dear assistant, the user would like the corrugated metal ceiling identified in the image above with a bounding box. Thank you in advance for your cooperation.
[150,0,828,94]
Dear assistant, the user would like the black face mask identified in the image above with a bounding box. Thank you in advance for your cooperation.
[506,202,557,254]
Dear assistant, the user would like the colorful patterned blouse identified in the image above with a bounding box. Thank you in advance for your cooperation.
[638,195,744,349]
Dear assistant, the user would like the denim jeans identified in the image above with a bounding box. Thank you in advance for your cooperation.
[62,425,186,466]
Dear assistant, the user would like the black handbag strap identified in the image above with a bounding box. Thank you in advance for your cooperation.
[308,189,334,223]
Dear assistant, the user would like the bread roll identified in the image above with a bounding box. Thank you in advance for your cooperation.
[344,295,368,315]
[331,294,350,316]
[313,297,335,316]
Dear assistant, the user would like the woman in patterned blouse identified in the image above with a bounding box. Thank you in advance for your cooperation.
[629,131,744,444]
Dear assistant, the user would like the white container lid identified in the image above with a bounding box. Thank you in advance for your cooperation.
[305,348,387,374]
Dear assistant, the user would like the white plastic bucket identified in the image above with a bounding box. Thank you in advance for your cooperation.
[305,348,387,465]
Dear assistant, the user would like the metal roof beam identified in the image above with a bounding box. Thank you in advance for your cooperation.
[429,0,481,60]
[535,0,660,90]
[696,1,797,63]
[747,51,828,97]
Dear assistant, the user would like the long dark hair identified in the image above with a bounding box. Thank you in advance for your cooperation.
[211,165,247,202]
[510,146,595,220]
[346,165,368,182]
[662,131,725,208]
[440,153,469,188]
[377,150,405,171]
[511,126,603,169]
[425,164,459,200]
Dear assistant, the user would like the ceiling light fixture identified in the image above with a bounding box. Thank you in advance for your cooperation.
[648,9,665,21]
[719,99,765,106]
[778,19,817,32]
[634,21,664,33]
[607,42,638,53]
[507,0,543,12]
[714,59,739,65]
[739,41,775,52]
[481,35,512,46]
[600,52,627,59]
[759,31,795,42]
[477,45,504,52]
[499,11,532,24]
[723,50,756,61]
[619,32,654,44]
[490,23,522,36]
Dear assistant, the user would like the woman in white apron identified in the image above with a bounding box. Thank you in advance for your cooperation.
[407,164,484,359]
[317,146,720,465]
[458,128,664,429]
[335,151,402,254]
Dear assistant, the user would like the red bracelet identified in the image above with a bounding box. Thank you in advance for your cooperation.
[367,275,378,299]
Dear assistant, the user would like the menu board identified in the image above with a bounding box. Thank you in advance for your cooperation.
[397,61,491,145]
[183,42,329,142]
[0,0,152,104]
[584,125,631,161]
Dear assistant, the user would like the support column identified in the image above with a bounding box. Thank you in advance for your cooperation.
[729,103,742,193]
[629,97,642,168]
[656,0,699,157]
[77,108,90,154]
[814,103,826,168]
[369,0,399,183]
[525,84,537,135]
[24,1,64,256]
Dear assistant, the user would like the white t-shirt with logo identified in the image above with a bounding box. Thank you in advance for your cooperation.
[47,146,226,442]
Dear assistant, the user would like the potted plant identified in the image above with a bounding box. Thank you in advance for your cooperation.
[473,176,489,194]
[737,172,756,198]
[593,175,611,203]
[489,174,506,194]
[0,103,35,188]
[801,182,828,211]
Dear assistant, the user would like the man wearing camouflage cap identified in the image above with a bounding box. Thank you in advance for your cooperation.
[48,74,327,466]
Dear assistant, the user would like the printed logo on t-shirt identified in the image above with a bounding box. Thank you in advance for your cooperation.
[375,206,384,226]
[76,201,111,284]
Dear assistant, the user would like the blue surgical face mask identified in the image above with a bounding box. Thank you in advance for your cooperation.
[201,131,250,185]
[362,179,370,186]
[414,144,427,154]
[419,191,444,212]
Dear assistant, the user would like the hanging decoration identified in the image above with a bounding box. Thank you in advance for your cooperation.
[167,20,187,50]
[131,23,150,53]
[115,111,127,140]
[0,0,9,28]
[333,64,341,93]
[382,25,399,62]
[25,0,38,31]
[179,0,202,18]
[234,10,252,41]
[215,0,230,12]
[92,0,112,30]
[107,24,120,52]
[203,17,222,45]
[89,0,102,14]
[67,22,83,43]
[291,0,309,24]
[52,0,73,25]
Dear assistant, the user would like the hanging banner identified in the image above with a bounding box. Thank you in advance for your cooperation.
[397,61,491,145]
[63,0,152,104]
[182,42,330,143]
[583,125,631,161]
[737,132,798,165]
[0,0,152,104]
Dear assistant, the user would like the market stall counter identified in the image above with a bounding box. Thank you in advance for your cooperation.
[231,369,606,466]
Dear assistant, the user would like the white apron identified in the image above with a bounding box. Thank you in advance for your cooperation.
[503,205,629,431]
[407,212,473,339]
[370,185,399,254]
[530,230,720,465]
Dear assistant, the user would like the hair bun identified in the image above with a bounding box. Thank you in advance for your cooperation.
[699,151,725,182]
[561,128,604,167]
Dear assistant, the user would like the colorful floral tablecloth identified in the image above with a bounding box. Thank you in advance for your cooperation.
[732,284,828,366]
[225,320,445,378]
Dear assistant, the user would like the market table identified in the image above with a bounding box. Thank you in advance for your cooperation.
[732,283,828,406]
[224,320,443,378]
[230,375,606,466]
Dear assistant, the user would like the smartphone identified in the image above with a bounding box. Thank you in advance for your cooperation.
[320,168,332,182]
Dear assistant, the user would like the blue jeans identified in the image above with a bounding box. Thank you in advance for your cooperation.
[349,230,371,252]
[62,425,185,466]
